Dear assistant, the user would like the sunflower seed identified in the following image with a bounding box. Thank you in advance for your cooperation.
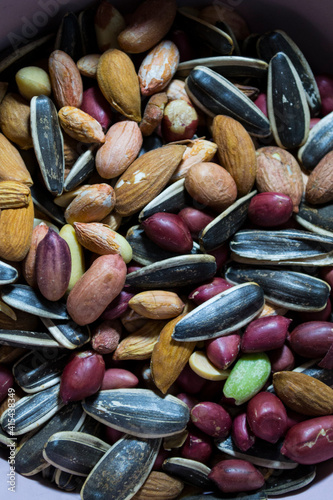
[30,94,65,196]
[30,181,66,226]
[0,426,15,447]
[172,282,264,342]
[0,260,18,285]
[14,402,85,476]
[138,179,190,221]
[80,434,161,500]
[82,389,189,438]
[0,34,54,74]
[225,265,330,311]
[43,431,110,476]
[162,457,213,490]
[199,191,256,251]
[42,465,57,482]
[1,284,69,319]
[185,66,270,137]
[298,111,333,170]
[126,254,216,289]
[0,330,61,349]
[1,384,63,436]
[176,55,268,79]
[40,317,91,350]
[13,348,69,393]
[177,8,233,55]
[64,145,97,192]
[54,468,84,491]
[55,11,83,62]
[267,52,310,149]
[78,6,99,55]
[295,200,333,237]
[264,465,316,495]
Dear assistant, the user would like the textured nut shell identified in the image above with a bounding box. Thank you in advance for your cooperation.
[113,320,167,361]
[0,181,30,209]
[65,184,115,225]
[129,291,185,320]
[97,49,141,122]
[213,115,256,197]
[49,50,83,108]
[305,150,333,204]
[0,93,32,149]
[256,146,303,213]
[0,192,34,261]
[171,139,218,182]
[66,253,126,326]
[185,162,238,212]
[273,371,333,416]
[132,471,184,500]
[114,144,186,217]
[0,133,32,185]
[117,0,177,54]
[58,106,105,144]
[138,40,179,97]
[96,121,143,179]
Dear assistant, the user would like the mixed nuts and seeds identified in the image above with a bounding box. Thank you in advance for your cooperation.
[0,0,333,498]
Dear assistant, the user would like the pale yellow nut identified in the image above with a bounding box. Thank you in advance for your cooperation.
[129,290,185,320]
[0,301,17,321]
[59,224,85,292]
[33,218,60,232]
[15,66,51,100]
[77,54,100,78]
[189,351,230,381]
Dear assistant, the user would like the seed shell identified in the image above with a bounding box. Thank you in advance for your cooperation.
[172,282,264,342]
[138,178,190,222]
[1,284,69,319]
[295,200,333,238]
[125,254,216,289]
[185,66,271,137]
[55,12,83,62]
[30,181,66,226]
[0,260,18,285]
[225,265,330,311]
[80,434,161,500]
[40,317,91,350]
[298,111,333,170]
[14,402,85,476]
[1,384,63,436]
[82,389,190,438]
[0,426,15,447]
[43,431,110,476]
[162,457,213,489]
[0,329,61,349]
[30,95,65,196]
[176,56,268,79]
[199,191,256,252]
[63,145,97,192]
[264,465,316,496]
[0,34,54,74]
[54,469,84,491]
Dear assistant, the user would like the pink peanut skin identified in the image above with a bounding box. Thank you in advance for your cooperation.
[281,416,333,464]
[100,368,139,390]
[141,212,193,253]
[178,206,214,239]
[248,192,293,227]
[288,321,333,358]
[188,278,233,306]
[67,254,127,326]
[231,412,256,452]
[91,319,122,354]
[315,74,333,116]
[208,459,265,493]
[241,315,291,352]
[101,289,134,320]
[181,428,213,463]
[246,392,288,444]
[269,344,295,373]
[0,364,14,403]
[80,86,113,130]
[206,334,240,369]
[191,401,232,438]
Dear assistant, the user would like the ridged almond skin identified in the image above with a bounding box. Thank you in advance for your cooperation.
[132,471,184,500]
[0,192,34,261]
[0,181,30,209]
[273,371,333,416]
[305,150,333,204]
[58,106,105,144]
[129,291,185,320]
[66,253,126,326]
[117,0,177,54]
[0,134,32,185]
[212,115,257,197]
[96,121,143,179]
[138,40,180,97]
[49,50,83,108]
[0,93,33,150]
[114,144,186,217]
[256,146,304,213]
[113,320,167,361]
[64,184,115,225]
[97,49,141,122]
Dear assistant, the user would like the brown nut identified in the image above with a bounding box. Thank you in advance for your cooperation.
[91,319,122,354]
[129,290,185,320]
[0,93,33,150]
[140,92,168,137]
[58,106,105,144]
[0,133,33,185]
[49,50,83,108]
[305,150,333,204]
[64,184,115,225]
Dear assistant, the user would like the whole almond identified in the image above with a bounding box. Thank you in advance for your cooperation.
[22,222,49,287]
[58,106,105,144]
[273,371,333,416]
[0,181,30,209]
[171,139,218,182]
[129,291,185,320]
[0,192,34,261]
[117,0,177,54]
[96,121,143,179]
[212,115,257,197]
[67,253,126,326]
[49,50,83,108]
[133,471,184,500]
[97,49,141,122]
[114,144,186,217]
[0,93,33,149]
[0,133,32,185]
[65,184,115,225]
[113,320,167,361]
[305,150,333,204]
[138,40,179,97]
[256,146,304,212]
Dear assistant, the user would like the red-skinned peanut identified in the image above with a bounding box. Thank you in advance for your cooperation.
[289,321,333,358]
[248,192,293,227]
[206,334,241,370]
[176,363,206,394]
[80,86,113,130]
[101,290,134,320]
[188,278,233,306]
[176,393,199,411]
[315,74,333,115]
[191,401,232,438]
[246,391,288,443]
[0,365,14,403]
[100,368,139,390]
[178,206,214,239]
[208,459,265,493]
[141,212,193,253]
[231,412,256,452]
[268,344,295,373]
[162,99,198,142]
[181,428,213,463]
[241,315,291,352]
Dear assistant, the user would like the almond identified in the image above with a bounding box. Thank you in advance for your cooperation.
[0,93,33,150]
[97,49,141,122]
[114,144,186,217]
[117,0,177,54]
[273,370,333,416]
[0,181,30,209]
[212,115,257,197]
[132,471,184,500]
[96,121,143,179]
[256,146,304,212]
[58,106,105,144]
[0,134,32,185]
[64,184,115,225]
[305,150,333,204]
[138,40,179,97]
[113,320,167,361]
[49,50,83,108]
[0,191,34,261]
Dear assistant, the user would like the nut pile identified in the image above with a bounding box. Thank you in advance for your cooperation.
[0,1,333,499]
